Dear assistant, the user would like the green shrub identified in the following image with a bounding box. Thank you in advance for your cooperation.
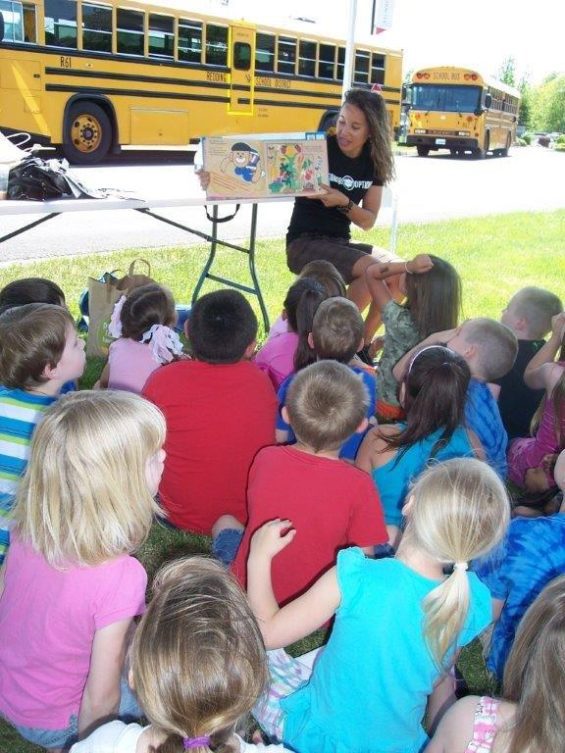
[522,133,532,145]
[555,143,565,152]
[516,138,528,147]
[556,134,565,145]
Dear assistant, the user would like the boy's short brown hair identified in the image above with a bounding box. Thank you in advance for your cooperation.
[286,361,368,452]
[511,287,562,339]
[0,303,73,389]
[312,297,364,362]
[463,318,518,382]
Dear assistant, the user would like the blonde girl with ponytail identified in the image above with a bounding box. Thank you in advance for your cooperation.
[246,458,510,753]
[71,557,291,753]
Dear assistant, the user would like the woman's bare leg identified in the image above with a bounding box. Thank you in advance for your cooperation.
[348,256,381,344]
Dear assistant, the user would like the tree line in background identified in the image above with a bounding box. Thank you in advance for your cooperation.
[498,56,564,133]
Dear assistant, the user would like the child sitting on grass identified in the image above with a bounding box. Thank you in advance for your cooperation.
[143,289,277,535]
[266,259,346,341]
[357,345,481,548]
[495,286,562,440]
[365,253,462,420]
[71,557,290,753]
[254,278,326,389]
[425,574,565,753]
[0,304,86,565]
[276,297,376,461]
[474,448,565,683]
[214,361,386,603]
[0,391,166,750]
[99,283,183,394]
[507,312,564,495]
[248,458,509,753]
[395,318,518,478]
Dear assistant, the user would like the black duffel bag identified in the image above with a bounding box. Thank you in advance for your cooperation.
[7,155,106,200]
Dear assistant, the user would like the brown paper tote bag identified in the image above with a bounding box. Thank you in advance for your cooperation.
[86,259,153,357]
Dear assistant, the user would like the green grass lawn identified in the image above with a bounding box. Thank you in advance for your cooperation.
[0,209,562,752]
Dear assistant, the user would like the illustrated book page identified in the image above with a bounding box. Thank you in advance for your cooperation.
[203,132,328,200]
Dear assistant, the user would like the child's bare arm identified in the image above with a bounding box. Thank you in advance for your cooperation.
[365,254,434,312]
[392,329,457,383]
[524,312,565,389]
[78,618,133,737]
[247,520,340,649]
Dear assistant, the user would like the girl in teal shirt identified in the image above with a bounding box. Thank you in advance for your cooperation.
[247,458,509,753]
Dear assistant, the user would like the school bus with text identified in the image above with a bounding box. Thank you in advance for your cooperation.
[405,66,520,158]
[0,0,403,163]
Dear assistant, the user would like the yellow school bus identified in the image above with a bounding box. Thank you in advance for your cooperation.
[405,66,520,158]
[0,0,403,163]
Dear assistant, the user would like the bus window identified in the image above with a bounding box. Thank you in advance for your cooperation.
[178,19,201,63]
[277,35,296,75]
[354,49,369,84]
[82,3,112,53]
[233,41,251,70]
[255,32,274,72]
[149,14,173,58]
[205,24,228,66]
[298,39,316,77]
[23,2,35,42]
[371,52,384,85]
[117,8,144,56]
[318,43,335,79]
[0,1,23,42]
[337,46,345,82]
[44,0,77,48]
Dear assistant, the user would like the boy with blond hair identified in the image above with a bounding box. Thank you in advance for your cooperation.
[394,318,518,478]
[496,286,562,439]
[0,303,86,563]
[218,361,387,604]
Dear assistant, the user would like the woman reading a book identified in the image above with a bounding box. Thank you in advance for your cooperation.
[197,89,396,357]
[285,88,397,357]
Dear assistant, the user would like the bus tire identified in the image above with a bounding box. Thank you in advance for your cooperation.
[473,133,489,159]
[63,102,112,164]
[416,145,430,157]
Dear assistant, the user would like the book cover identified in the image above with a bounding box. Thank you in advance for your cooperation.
[203,132,328,200]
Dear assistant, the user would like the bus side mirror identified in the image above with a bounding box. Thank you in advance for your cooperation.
[484,93,492,109]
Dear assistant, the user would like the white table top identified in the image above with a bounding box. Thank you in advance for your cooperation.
[0,193,295,217]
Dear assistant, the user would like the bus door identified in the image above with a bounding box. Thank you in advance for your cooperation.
[228,24,254,115]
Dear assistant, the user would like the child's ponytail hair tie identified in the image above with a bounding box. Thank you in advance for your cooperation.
[108,295,126,338]
[183,735,210,749]
[141,324,184,364]
[453,561,468,572]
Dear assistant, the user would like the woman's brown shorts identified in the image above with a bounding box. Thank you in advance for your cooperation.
[286,235,373,285]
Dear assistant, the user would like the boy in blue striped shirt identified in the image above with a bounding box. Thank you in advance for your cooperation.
[0,303,86,563]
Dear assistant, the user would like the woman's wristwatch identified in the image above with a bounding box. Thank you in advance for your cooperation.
[337,198,354,214]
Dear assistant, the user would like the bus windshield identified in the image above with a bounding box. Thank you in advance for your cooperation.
[411,84,481,113]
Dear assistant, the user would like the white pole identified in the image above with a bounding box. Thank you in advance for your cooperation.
[341,0,358,100]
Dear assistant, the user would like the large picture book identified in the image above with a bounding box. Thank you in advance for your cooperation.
[202,132,328,200]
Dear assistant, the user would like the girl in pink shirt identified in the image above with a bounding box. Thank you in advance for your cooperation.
[100,283,183,394]
[0,390,167,751]
[254,278,326,389]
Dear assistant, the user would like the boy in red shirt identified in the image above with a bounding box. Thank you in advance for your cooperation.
[143,290,277,534]
[217,360,387,604]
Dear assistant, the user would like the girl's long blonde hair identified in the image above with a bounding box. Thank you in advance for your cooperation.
[403,458,510,667]
[132,557,268,753]
[13,390,166,566]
